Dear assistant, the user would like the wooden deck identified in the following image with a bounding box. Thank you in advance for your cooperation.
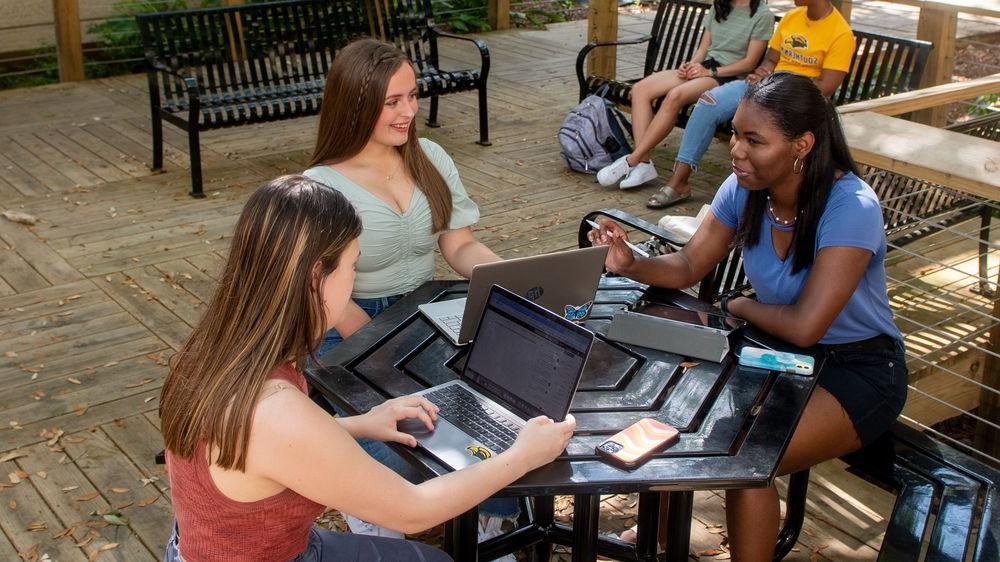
[0,13,959,561]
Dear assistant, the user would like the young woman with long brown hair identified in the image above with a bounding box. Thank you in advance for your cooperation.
[303,38,520,547]
[159,176,575,562]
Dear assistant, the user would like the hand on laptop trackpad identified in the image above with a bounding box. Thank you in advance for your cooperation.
[397,417,435,435]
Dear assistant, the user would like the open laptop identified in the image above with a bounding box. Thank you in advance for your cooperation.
[417,245,608,345]
[398,284,593,470]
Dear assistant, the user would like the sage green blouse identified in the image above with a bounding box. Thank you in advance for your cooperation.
[303,138,481,299]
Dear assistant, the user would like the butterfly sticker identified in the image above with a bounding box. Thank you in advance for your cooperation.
[564,301,593,322]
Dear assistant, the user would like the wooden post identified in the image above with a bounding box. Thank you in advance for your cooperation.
[974,268,1000,460]
[52,0,85,82]
[588,0,618,79]
[488,0,510,31]
[914,7,958,126]
[832,0,853,22]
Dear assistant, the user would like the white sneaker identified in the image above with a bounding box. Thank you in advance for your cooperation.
[619,161,658,189]
[597,155,632,186]
[345,514,404,539]
[478,515,517,562]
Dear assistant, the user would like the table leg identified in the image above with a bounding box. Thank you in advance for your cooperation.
[664,491,693,562]
[635,492,661,562]
[445,507,479,561]
[531,496,554,562]
[571,494,600,562]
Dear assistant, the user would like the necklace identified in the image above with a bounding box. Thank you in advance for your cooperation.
[766,195,798,226]
[383,158,402,183]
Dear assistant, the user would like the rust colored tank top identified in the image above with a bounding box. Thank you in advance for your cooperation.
[166,364,325,561]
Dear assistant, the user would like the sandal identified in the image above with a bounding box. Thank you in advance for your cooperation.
[646,187,691,209]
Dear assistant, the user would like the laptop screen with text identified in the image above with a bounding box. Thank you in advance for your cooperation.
[463,286,593,421]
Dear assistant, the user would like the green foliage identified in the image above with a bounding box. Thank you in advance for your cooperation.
[86,1,189,65]
[431,0,492,33]
[968,93,1000,118]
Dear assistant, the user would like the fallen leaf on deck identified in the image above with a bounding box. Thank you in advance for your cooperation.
[138,496,159,507]
[77,535,95,547]
[8,499,15,509]
[35,471,46,479]
[140,476,159,486]
[26,521,47,532]
[103,512,129,526]
[125,378,155,388]
[680,361,701,370]
[62,485,80,492]
[99,543,120,552]
[73,405,88,416]
[3,351,16,358]
[64,436,87,444]
[67,377,82,385]
[2,210,37,225]
[53,525,77,538]
[114,501,133,510]
[0,451,26,463]
[76,492,100,502]
[698,549,724,556]
[144,396,156,403]
[110,487,129,494]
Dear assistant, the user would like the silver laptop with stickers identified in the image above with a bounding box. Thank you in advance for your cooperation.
[418,245,608,345]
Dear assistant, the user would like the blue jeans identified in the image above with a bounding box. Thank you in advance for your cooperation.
[675,79,748,170]
[316,296,520,520]
[163,521,452,562]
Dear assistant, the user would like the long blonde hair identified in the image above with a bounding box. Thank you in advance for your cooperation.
[159,175,363,471]
[309,38,453,232]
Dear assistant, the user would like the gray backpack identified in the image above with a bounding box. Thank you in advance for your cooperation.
[559,85,632,174]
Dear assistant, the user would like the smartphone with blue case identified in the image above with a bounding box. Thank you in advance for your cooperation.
[739,347,815,375]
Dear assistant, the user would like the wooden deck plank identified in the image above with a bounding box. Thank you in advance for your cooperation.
[0,134,79,193]
[13,132,104,188]
[0,354,166,431]
[100,413,171,496]
[0,459,90,561]
[16,440,158,561]
[0,247,49,293]
[154,259,219,305]
[96,273,194,351]
[62,428,173,558]
[183,252,227,282]
[0,220,84,286]
[0,146,51,196]
[61,125,150,177]
[0,279,99,323]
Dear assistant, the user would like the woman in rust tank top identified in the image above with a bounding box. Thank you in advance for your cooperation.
[158,176,576,561]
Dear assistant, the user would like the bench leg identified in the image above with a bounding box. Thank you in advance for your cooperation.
[476,84,491,146]
[972,206,995,297]
[188,127,205,199]
[530,495,554,562]
[773,470,810,561]
[426,95,441,128]
[151,112,164,172]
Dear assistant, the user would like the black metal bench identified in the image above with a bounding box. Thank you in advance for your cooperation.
[138,0,491,198]
[575,0,931,127]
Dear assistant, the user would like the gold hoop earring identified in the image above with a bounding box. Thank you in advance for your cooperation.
[792,157,804,174]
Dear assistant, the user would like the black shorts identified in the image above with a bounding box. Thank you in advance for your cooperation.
[815,334,908,446]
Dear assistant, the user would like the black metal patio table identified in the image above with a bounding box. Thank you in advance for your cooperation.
[306,277,821,562]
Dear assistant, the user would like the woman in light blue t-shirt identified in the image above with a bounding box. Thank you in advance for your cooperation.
[589,73,906,561]
[303,39,517,553]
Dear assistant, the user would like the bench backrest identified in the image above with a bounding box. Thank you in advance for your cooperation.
[138,0,441,102]
[641,0,932,105]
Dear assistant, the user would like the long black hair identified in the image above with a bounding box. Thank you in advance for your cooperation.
[714,0,761,22]
[734,72,859,274]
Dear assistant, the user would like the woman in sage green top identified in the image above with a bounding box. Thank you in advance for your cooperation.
[305,39,499,356]
[302,39,518,551]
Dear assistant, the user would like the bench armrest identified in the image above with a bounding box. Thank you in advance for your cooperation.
[575,35,652,94]
[427,26,491,81]
[148,57,201,95]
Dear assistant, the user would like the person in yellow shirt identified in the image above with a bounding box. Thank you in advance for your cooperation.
[647,0,855,209]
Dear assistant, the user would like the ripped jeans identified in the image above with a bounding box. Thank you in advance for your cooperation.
[675,79,748,170]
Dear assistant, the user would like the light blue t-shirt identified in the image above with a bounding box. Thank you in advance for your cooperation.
[710,172,901,345]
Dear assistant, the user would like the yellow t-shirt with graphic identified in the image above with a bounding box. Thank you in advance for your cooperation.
[770,6,855,78]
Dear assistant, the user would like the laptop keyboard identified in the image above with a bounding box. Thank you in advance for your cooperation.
[439,314,462,334]
[426,385,520,453]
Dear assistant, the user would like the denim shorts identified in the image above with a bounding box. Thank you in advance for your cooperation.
[163,522,452,562]
[815,334,908,446]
